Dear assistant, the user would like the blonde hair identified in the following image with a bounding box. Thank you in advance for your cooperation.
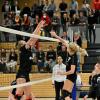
[17,40,26,49]
[69,42,78,53]
[68,42,88,56]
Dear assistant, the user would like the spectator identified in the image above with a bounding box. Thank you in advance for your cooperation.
[61,31,70,41]
[33,15,40,30]
[61,13,69,32]
[92,0,100,24]
[79,11,87,25]
[31,3,38,18]
[38,0,45,17]
[52,56,66,100]
[45,45,56,72]
[41,12,52,37]
[43,0,49,12]
[36,47,45,72]
[13,14,22,41]
[56,42,62,56]
[2,0,11,17]
[11,0,20,13]
[6,49,17,73]
[22,2,31,16]
[1,49,6,60]
[0,58,6,73]
[69,0,78,17]
[88,10,96,44]
[70,13,79,26]
[73,32,82,47]
[22,14,31,41]
[81,0,91,16]
[73,32,82,72]
[9,49,17,61]
[52,12,60,35]
[59,0,68,19]
[48,0,56,17]
[58,45,68,64]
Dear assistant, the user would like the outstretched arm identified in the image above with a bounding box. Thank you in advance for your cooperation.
[26,21,45,47]
[50,31,69,47]
[50,31,88,56]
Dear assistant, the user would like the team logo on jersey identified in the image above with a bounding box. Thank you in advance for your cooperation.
[97,77,100,83]
[67,57,71,62]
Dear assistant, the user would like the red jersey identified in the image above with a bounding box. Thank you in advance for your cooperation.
[92,0,100,10]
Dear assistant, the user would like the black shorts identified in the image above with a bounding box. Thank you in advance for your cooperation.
[67,74,77,83]
[16,68,30,82]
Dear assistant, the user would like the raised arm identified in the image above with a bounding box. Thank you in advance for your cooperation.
[50,31,88,56]
[50,31,69,47]
[26,21,45,47]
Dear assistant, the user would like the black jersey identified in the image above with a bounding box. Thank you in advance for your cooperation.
[16,45,33,81]
[94,74,100,97]
[66,53,77,82]
[19,45,33,71]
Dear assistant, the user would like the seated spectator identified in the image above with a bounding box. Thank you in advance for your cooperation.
[1,49,6,60]
[36,47,45,72]
[56,42,62,56]
[6,49,17,73]
[73,32,82,47]
[1,49,7,72]
[0,58,7,73]
[2,13,14,42]
[45,45,56,72]
[33,15,40,30]
[58,45,68,64]
[61,31,70,41]
[70,13,79,26]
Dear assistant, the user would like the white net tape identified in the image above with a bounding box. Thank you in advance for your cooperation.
[0,26,59,42]
[0,78,51,91]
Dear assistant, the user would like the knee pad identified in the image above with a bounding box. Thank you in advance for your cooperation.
[62,90,71,99]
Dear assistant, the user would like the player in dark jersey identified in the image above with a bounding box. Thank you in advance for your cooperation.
[15,21,45,100]
[50,31,87,100]
[84,57,100,100]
